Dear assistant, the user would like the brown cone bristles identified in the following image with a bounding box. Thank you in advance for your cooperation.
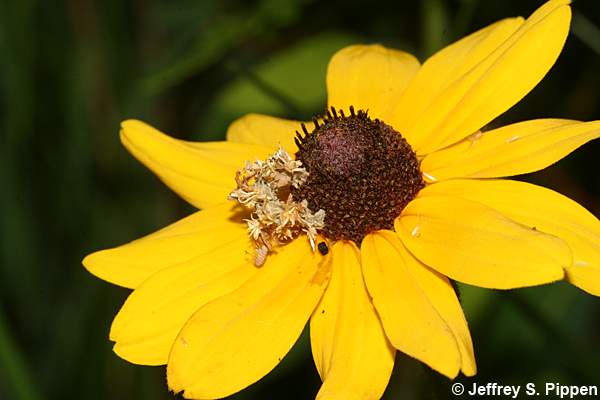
[292,106,424,244]
[230,106,425,263]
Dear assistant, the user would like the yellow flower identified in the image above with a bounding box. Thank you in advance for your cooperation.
[83,0,600,399]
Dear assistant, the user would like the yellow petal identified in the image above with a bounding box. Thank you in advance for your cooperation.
[310,241,395,400]
[390,17,523,145]
[167,238,330,399]
[225,113,302,154]
[361,231,461,378]
[419,179,600,296]
[421,119,600,181]
[121,119,273,209]
[395,195,570,289]
[569,265,600,298]
[399,245,477,377]
[393,0,571,154]
[109,235,256,366]
[82,202,247,289]
[327,45,420,122]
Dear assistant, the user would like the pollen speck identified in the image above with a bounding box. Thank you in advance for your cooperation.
[411,225,421,237]
[469,131,484,142]
[422,171,437,182]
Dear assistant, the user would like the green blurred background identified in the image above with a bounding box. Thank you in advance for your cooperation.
[1,0,599,399]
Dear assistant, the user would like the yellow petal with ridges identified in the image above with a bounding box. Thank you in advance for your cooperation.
[121,119,273,209]
[167,238,330,399]
[364,232,476,376]
[82,202,247,289]
[400,244,477,376]
[421,119,600,181]
[225,113,302,154]
[569,264,600,298]
[390,16,523,145]
[361,231,461,378]
[395,0,571,154]
[327,45,420,123]
[110,235,255,366]
[396,195,570,289]
[419,179,600,296]
[310,241,395,400]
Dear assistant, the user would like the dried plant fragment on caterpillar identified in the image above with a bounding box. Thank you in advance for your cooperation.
[229,147,325,266]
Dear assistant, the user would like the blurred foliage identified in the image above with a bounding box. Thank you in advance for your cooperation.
[1,0,599,399]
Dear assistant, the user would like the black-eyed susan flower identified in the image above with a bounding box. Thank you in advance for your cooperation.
[83,0,600,398]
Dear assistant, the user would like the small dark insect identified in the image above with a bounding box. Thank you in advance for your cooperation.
[318,242,329,255]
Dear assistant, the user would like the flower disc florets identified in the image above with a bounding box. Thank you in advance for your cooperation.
[292,106,424,244]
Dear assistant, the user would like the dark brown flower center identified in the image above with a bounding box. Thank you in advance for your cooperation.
[291,107,424,244]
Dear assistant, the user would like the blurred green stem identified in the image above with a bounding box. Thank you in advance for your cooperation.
[141,15,255,96]
[453,0,479,38]
[421,0,449,57]
[572,10,600,56]
[0,304,41,400]
[226,59,304,115]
